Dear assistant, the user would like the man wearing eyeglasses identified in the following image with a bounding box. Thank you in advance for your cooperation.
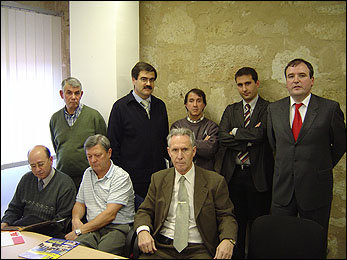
[107,62,169,199]
[1,145,76,238]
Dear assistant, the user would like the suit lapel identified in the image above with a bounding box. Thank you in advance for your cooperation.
[280,97,293,139]
[297,94,318,143]
[193,167,208,219]
[160,168,175,219]
[235,101,245,127]
[249,97,264,127]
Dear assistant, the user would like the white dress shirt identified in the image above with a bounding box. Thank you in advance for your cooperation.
[137,163,203,243]
[232,95,259,165]
[289,94,311,127]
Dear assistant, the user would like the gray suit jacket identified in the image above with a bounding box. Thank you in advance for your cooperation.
[134,165,238,256]
[267,94,346,210]
[217,96,274,192]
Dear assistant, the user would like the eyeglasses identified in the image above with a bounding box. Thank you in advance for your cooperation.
[139,77,155,83]
[28,159,48,170]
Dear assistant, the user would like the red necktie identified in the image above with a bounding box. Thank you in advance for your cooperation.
[292,103,303,141]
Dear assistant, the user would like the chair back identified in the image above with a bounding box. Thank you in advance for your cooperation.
[248,215,326,259]
[124,193,145,258]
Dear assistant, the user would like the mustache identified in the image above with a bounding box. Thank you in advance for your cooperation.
[144,86,153,90]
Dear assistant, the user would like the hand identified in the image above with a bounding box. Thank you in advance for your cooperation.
[1,222,9,230]
[214,239,234,259]
[65,230,78,241]
[255,122,261,128]
[204,135,211,141]
[71,219,83,231]
[138,230,157,254]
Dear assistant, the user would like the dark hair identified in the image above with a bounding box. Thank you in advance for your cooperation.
[284,58,314,78]
[235,67,258,82]
[184,88,207,105]
[44,147,51,158]
[131,62,157,80]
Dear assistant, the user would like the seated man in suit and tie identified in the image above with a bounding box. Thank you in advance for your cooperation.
[134,128,238,259]
[1,145,76,238]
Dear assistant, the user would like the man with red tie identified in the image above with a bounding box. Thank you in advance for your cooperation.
[267,58,346,253]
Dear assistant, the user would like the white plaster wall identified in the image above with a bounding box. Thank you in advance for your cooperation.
[70,1,139,124]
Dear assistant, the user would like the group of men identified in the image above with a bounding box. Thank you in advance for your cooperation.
[1,59,345,259]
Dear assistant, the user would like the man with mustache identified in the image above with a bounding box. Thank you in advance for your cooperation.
[50,77,107,190]
[107,62,169,199]
[267,58,346,254]
[218,67,274,258]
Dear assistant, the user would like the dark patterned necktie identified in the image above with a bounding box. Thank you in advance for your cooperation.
[38,179,44,191]
[237,104,251,163]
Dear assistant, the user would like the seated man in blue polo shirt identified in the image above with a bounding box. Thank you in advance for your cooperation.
[65,134,135,256]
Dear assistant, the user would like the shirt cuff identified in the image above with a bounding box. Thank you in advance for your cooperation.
[231,128,238,136]
[136,225,150,235]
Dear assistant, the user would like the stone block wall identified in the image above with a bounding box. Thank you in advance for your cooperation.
[13,1,346,258]
[139,1,346,258]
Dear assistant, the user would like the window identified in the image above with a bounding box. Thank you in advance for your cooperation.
[1,6,63,166]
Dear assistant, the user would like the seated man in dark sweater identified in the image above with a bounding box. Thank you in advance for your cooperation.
[1,145,76,238]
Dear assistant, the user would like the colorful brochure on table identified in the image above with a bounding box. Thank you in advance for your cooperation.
[18,237,80,259]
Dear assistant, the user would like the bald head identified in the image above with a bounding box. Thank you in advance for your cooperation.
[28,145,53,179]
[28,145,50,159]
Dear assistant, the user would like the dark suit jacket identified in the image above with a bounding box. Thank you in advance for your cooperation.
[217,96,274,192]
[134,165,238,257]
[267,94,346,210]
[107,91,169,193]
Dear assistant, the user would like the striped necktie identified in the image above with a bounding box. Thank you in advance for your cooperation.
[141,100,150,119]
[237,104,251,163]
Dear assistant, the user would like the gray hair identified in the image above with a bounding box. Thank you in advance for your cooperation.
[167,128,196,147]
[61,77,82,91]
[84,134,110,152]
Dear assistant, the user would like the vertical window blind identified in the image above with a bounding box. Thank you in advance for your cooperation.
[1,6,63,166]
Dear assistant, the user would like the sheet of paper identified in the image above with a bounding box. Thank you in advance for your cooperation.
[1,231,25,247]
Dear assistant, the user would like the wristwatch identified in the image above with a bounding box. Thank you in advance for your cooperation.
[75,229,82,236]
[229,238,236,246]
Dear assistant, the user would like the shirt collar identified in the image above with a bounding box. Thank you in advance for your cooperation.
[290,93,311,107]
[91,160,114,181]
[63,103,83,116]
[132,90,151,104]
[39,168,55,185]
[186,115,204,124]
[174,163,195,185]
[242,94,259,111]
